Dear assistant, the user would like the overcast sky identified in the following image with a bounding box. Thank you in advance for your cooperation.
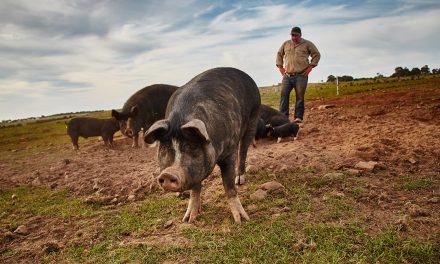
[1,0,439,121]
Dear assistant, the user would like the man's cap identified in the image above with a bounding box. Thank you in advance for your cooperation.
[291,26,301,35]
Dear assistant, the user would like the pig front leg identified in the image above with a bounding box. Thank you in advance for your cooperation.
[132,133,139,148]
[220,157,250,223]
[235,122,256,185]
[182,184,202,223]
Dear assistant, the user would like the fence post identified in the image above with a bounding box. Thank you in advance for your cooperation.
[336,76,339,95]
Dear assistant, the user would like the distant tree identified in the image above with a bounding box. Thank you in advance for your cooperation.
[421,65,430,74]
[376,73,384,78]
[410,67,421,75]
[339,75,354,82]
[432,68,439,74]
[327,75,336,82]
[392,66,404,77]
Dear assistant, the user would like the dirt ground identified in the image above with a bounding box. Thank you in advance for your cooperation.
[1,84,439,261]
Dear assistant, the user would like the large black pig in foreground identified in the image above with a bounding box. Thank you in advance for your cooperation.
[112,84,178,147]
[144,67,261,223]
[67,117,120,150]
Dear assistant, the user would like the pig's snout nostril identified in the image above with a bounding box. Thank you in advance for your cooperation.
[157,173,181,191]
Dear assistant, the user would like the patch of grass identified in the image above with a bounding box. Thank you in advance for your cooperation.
[0,186,95,225]
[285,185,313,213]
[366,230,440,263]
[325,196,353,220]
[181,216,298,263]
[401,176,433,191]
[103,195,181,239]
[301,222,366,263]
[308,177,331,188]
[66,244,87,263]
[0,249,16,258]
[250,169,313,214]
[348,187,365,199]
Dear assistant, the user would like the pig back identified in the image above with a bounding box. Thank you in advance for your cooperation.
[260,104,289,126]
[122,84,178,126]
[67,117,108,137]
[166,67,261,147]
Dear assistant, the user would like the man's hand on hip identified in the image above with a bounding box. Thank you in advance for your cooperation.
[278,66,286,76]
[303,65,313,76]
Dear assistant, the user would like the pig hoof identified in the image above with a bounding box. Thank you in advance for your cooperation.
[228,196,250,224]
[235,175,246,185]
[277,137,282,143]
[182,208,200,223]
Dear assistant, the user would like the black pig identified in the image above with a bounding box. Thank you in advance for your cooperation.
[144,67,261,224]
[67,117,120,150]
[112,84,178,147]
[267,122,300,143]
[255,104,290,141]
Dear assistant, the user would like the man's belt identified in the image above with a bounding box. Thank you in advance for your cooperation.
[285,71,305,77]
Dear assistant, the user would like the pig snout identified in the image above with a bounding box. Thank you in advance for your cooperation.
[157,170,183,192]
[125,129,133,138]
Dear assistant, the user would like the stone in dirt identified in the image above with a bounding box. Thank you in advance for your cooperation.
[14,225,29,235]
[318,104,335,110]
[345,169,361,176]
[323,172,344,180]
[427,197,439,204]
[164,220,174,229]
[408,157,417,164]
[259,181,284,193]
[408,204,430,217]
[250,189,267,200]
[354,161,378,172]
[395,215,409,232]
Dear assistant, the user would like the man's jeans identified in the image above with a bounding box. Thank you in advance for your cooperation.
[279,74,308,119]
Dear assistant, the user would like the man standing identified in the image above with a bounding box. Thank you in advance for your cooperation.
[276,26,320,123]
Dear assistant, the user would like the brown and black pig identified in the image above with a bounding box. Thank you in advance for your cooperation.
[112,84,178,147]
[144,67,261,224]
[66,117,120,150]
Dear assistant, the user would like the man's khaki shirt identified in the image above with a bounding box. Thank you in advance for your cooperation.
[276,38,320,74]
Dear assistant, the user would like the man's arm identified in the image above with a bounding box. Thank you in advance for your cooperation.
[304,41,320,76]
[276,43,286,76]
[309,42,320,67]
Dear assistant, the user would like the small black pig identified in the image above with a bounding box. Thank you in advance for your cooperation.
[67,117,120,149]
[254,104,290,142]
[144,67,261,224]
[112,84,178,147]
[267,122,300,143]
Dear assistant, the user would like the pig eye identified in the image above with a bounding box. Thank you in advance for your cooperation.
[185,142,199,152]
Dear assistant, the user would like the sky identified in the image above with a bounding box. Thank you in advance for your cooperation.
[1,0,439,121]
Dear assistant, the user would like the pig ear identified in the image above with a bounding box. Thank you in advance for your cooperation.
[130,105,138,117]
[144,119,169,144]
[181,119,210,143]
[111,109,121,120]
